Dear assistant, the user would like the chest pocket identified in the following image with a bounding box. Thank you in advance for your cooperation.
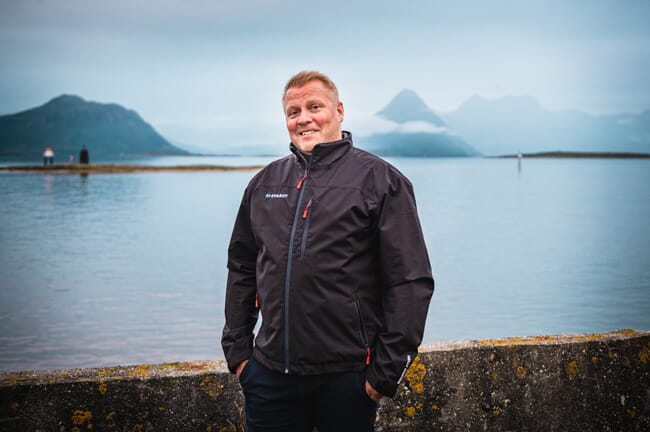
[250,187,294,247]
[305,186,375,255]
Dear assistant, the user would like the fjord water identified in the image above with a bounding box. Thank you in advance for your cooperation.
[1,157,649,372]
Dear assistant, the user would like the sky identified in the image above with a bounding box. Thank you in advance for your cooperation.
[1,0,649,150]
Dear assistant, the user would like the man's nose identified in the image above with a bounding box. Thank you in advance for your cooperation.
[297,111,312,124]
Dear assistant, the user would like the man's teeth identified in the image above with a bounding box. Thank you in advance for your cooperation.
[301,131,316,136]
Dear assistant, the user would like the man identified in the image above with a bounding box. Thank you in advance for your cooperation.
[222,71,434,432]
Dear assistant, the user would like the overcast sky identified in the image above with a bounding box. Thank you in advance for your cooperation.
[1,0,649,148]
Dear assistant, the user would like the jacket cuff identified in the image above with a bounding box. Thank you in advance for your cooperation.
[222,332,254,374]
[365,366,398,398]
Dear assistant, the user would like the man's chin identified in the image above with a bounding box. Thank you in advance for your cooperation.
[294,140,316,154]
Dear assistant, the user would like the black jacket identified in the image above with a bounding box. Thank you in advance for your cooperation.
[222,132,434,397]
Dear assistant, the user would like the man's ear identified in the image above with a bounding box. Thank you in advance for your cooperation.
[337,101,344,123]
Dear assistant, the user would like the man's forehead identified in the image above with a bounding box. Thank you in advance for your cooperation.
[284,81,336,105]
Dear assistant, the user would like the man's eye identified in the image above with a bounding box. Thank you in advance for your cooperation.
[310,104,320,110]
[288,110,298,117]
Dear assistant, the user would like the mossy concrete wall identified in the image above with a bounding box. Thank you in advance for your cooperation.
[1,329,648,431]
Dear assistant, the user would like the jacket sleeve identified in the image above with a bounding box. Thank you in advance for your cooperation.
[221,187,259,373]
[365,171,435,397]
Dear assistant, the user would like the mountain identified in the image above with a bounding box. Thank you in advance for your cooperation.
[440,94,650,156]
[358,89,480,157]
[376,89,446,126]
[0,95,189,160]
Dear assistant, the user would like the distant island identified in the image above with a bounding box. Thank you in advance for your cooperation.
[0,95,189,160]
[0,163,263,174]
[495,151,650,159]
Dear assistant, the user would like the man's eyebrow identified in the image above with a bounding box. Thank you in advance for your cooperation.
[305,98,325,105]
[285,97,325,111]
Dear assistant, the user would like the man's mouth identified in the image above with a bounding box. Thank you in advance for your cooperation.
[300,130,318,136]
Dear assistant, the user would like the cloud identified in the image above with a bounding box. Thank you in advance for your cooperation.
[398,121,449,134]
[346,114,397,136]
[347,114,450,136]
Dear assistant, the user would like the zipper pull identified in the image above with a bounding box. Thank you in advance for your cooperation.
[302,199,312,219]
[296,172,307,190]
[366,347,371,365]
[255,292,259,309]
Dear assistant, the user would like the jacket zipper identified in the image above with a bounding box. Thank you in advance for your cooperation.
[300,199,312,257]
[283,160,311,373]
[353,297,371,365]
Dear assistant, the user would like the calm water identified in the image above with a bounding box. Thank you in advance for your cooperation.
[1,156,649,372]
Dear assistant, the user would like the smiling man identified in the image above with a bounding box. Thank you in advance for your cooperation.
[283,77,344,154]
[222,70,434,432]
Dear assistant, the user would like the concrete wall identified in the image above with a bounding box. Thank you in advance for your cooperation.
[1,329,648,431]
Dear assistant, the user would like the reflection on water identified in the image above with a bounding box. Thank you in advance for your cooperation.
[0,157,649,372]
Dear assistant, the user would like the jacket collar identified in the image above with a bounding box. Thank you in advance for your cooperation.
[290,131,353,169]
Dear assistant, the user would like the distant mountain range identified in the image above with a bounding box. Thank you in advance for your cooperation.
[440,94,650,156]
[2,91,648,161]
[356,89,480,157]
[0,95,188,160]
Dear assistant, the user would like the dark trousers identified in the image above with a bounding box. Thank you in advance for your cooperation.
[239,357,378,432]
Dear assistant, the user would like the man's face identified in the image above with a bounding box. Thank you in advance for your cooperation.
[284,80,344,154]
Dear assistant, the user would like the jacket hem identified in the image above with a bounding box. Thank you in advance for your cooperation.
[253,348,367,375]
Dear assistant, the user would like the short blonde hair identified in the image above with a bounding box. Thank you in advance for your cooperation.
[282,70,339,102]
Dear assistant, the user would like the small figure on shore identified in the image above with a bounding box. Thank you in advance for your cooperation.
[43,146,54,166]
[79,145,89,164]
[68,155,75,164]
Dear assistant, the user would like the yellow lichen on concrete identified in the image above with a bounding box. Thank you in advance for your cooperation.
[404,402,424,418]
[129,364,151,378]
[9,401,19,410]
[477,330,640,348]
[491,371,499,381]
[97,367,116,377]
[98,381,107,395]
[200,376,224,399]
[106,412,116,421]
[479,335,575,347]
[1,377,26,386]
[72,409,93,430]
[492,407,502,417]
[404,356,426,394]
[620,329,639,336]
[567,360,579,378]
[431,404,439,411]
[638,343,650,363]
[591,356,598,364]
[516,366,527,379]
